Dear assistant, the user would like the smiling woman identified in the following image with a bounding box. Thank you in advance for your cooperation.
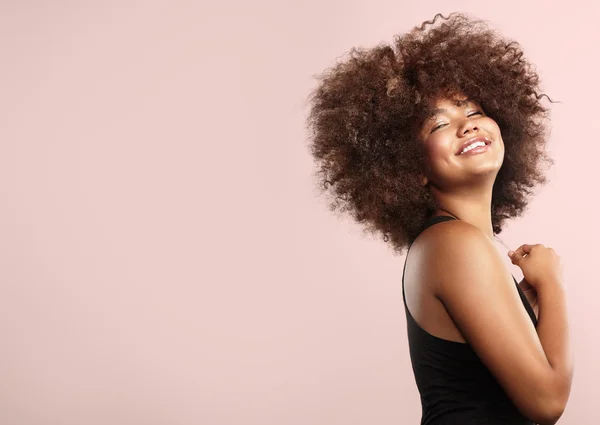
[306,12,572,425]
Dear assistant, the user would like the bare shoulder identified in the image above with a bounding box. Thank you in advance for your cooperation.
[417,218,484,248]
[412,219,495,289]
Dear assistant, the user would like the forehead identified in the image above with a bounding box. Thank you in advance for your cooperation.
[428,96,477,114]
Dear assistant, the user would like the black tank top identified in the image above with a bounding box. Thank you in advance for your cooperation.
[402,215,538,425]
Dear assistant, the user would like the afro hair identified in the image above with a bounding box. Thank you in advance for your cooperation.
[306,12,554,254]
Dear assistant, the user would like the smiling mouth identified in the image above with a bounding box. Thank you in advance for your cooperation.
[456,137,492,155]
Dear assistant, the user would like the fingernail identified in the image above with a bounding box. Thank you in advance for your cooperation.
[508,250,514,257]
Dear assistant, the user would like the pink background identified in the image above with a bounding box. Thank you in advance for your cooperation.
[0,1,596,424]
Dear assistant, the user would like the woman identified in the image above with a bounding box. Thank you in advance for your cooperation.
[306,13,572,425]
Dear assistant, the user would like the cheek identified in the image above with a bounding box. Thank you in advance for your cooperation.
[484,117,502,137]
[424,134,453,164]
[487,121,504,149]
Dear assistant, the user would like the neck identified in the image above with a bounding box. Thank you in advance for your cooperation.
[429,183,495,239]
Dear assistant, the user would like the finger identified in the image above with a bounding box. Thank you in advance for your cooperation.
[514,244,533,256]
[508,244,533,263]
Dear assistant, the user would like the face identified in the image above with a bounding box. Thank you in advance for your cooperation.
[418,94,504,190]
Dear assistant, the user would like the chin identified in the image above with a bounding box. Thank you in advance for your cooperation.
[459,147,504,174]
[465,160,503,179]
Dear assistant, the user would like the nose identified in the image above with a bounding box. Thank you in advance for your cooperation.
[458,119,478,136]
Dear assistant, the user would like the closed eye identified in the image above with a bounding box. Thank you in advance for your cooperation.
[429,111,483,133]
[430,122,446,133]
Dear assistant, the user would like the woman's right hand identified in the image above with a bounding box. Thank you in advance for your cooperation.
[508,244,564,289]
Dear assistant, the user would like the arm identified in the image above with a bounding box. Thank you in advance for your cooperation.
[423,222,572,425]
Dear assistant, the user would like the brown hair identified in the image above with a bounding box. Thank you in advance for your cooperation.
[306,12,554,254]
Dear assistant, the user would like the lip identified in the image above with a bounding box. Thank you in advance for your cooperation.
[455,136,492,156]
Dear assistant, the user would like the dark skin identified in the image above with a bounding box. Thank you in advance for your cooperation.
[404,94,572,425]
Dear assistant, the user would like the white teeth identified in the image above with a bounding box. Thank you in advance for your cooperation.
[460,141,486,155]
